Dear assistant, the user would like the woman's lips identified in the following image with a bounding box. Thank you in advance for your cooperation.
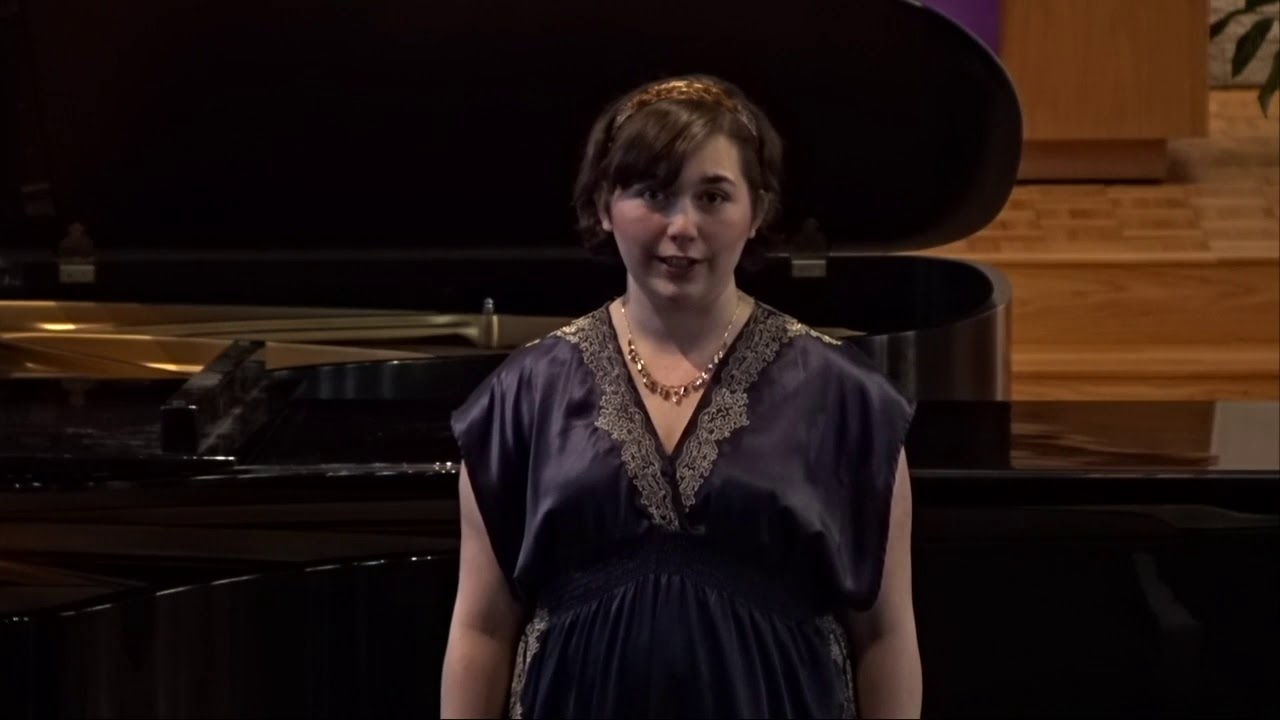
[656,255,701,271]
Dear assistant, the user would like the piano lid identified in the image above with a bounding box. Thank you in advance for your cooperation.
[5,0,1021,261]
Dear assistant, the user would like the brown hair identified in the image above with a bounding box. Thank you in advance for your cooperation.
[572,75,785,268]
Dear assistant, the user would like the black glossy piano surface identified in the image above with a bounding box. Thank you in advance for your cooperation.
[2,361,1277,719]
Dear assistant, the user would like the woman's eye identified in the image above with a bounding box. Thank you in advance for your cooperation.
[641,189,666,203]
[699,192,727,206]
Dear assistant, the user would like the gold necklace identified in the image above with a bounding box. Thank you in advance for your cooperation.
[619,293,743,405]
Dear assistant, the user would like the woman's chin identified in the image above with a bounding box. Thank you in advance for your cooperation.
[641,274,724,307]
[645,272,699,297]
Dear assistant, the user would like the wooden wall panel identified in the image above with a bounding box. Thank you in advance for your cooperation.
[1001,261,1279,347]
[1000,0,1210,140]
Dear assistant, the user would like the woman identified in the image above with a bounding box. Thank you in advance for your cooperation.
[441,75,921,719]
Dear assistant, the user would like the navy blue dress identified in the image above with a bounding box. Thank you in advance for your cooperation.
[451,300,914,719]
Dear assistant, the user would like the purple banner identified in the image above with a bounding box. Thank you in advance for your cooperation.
[921,0,1001,53]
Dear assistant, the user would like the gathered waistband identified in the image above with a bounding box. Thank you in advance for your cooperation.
[535,533,827,621]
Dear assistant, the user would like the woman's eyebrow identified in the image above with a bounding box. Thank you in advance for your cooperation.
[697,173,738,186]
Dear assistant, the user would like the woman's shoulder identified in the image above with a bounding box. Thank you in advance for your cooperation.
[476,304,611,391]
[520,303,613,353]
[452,305,607,438]
[755,302,912,410]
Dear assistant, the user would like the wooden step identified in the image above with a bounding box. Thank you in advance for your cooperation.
[922,249,1279,400]
[956,255,1279,348]
[917,89,1278,401]
[1013,343,1280,400]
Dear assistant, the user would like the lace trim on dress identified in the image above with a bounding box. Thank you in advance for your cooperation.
[553,303,842,528]
[674,305,839,509]
[553,310,680,529]
[817,614,858,719]
[508,608,550,719]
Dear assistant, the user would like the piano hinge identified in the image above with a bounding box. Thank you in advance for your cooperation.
[479,297,498,347]
[788,218,828,278]
[58,222,96,284]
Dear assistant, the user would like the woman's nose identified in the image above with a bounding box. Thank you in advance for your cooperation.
[666,200,698,240]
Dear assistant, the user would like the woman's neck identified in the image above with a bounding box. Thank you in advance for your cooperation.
[621,281,744,355]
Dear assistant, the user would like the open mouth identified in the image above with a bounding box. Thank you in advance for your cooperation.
[656,256,700,270]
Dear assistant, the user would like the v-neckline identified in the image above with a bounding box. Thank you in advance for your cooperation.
[601,298,760,465]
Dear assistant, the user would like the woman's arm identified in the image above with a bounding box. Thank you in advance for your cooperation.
[843,449,923,719]
[440,463,526,719]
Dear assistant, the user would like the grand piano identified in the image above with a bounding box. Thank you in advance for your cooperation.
[2,1,1278,718]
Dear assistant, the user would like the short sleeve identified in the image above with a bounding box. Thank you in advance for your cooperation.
[450,358,534,600]
[837,352,916,612]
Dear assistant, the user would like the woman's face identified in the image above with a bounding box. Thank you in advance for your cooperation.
[601,134,759,307]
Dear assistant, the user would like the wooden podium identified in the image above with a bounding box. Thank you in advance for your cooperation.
[999,0,1210,180]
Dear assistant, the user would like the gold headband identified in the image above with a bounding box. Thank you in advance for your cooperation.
[612,78,758,138]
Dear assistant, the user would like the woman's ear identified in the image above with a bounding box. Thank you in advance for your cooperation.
[597,189,613,232]
[750,192,769,238]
